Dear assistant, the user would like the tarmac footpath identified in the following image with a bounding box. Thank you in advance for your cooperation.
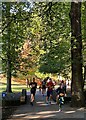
[9,90,86,120]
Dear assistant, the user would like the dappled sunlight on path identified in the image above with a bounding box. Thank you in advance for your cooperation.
[9,90,85,120]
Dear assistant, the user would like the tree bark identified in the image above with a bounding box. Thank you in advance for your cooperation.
[83,2,86,86]
[84,65,86,82]
[6,3,12,93]
[70,2,85,107]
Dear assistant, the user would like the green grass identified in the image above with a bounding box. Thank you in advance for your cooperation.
[0,84,30,93]
[12,85,30,92]
[0,77,30,93]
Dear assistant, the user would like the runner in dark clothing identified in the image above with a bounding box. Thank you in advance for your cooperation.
[29,78,37,106]
[56,84,66,111]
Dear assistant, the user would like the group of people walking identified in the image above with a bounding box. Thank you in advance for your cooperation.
[28,77,66,111]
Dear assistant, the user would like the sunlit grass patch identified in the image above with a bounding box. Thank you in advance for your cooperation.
[0,77,30,92]
[0,84,30,93]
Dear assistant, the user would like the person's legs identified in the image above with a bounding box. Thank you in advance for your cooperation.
[42,85,45,93]
[30,93,34,106]
[33,91,36,102]
[56,95,58,104]
[46,91,50,104]
[30,89,36,106]
[39,86,41,93]
[42,88,44,95]
[31,94,34,102]
[58,97,61,111]
[59,97,63,111]
[42,88,46,96]
[48,91,53,104]
[44,88,46,94]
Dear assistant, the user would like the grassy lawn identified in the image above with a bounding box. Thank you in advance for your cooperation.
[0,84,30,93]
[0,77,30,93]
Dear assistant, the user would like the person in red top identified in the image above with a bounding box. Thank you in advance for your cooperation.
[46,78,55,104]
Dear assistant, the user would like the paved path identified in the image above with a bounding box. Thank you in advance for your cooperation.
[9,90,86,120]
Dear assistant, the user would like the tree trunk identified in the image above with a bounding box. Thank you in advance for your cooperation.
[6,3,12,93]
[83,2,86,86]
[84,65,86,82]
[70,2,85,107]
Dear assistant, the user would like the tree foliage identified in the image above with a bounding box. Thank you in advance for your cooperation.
[2,2,32,92]
[32,3,71,78]
[2,2,31,74]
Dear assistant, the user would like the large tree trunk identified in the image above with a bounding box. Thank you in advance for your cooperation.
[83,2,86,86]
[70,2,85,107]
[6,3,12,93]
[84,65,86,83]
